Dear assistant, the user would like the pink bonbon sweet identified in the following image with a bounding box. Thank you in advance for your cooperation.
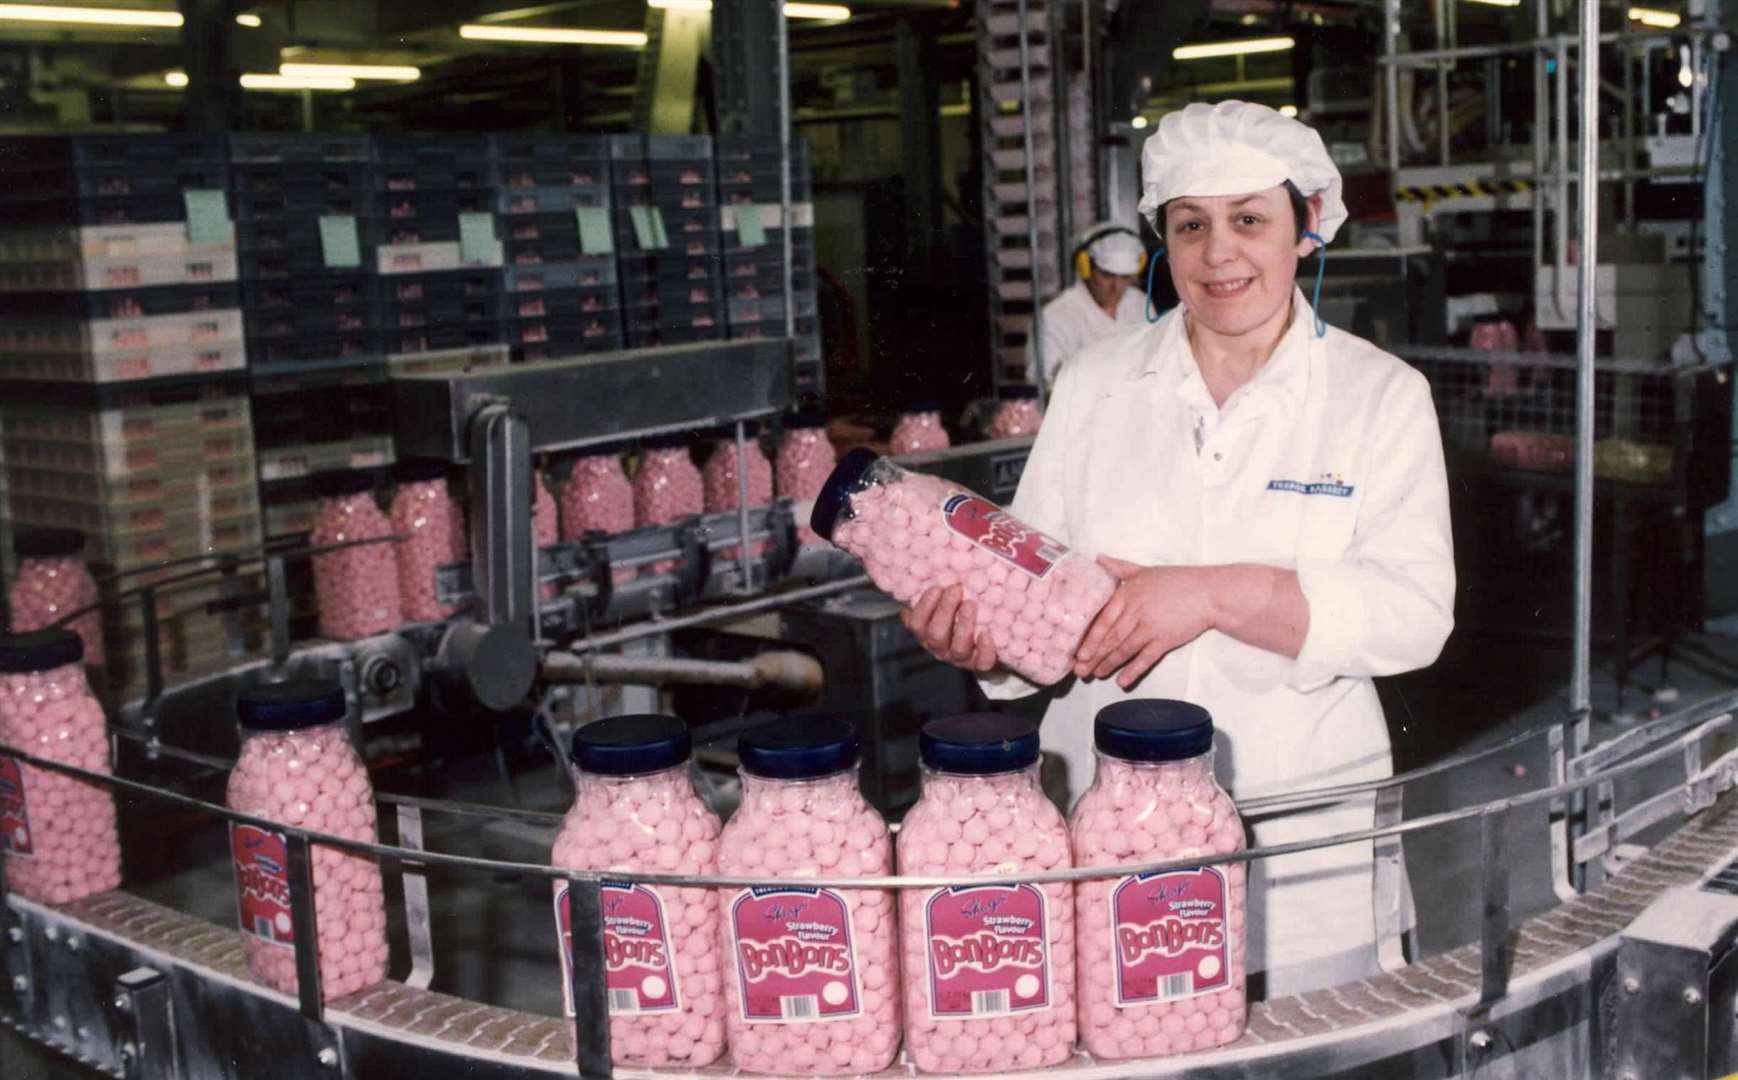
[717,718,900,1075]
[550,714,726,1069]
[775,415,836,547]
[890,408,950,456]
[813,450,1116,686]
[897,714,1076,1074]
[987,388,1044,440]
[389,462,463,623]
[226,680,388,1003]
[0,630,122,905]
[310,473,403,641]
[703,432,774,560]
[1071,700,1247,1061]
[7,528,105,671]
[633,438,704,576]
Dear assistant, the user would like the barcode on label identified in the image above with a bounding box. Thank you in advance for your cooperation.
[971,990,1010,1015]
[780,995,818,1020]
[254,917,274,938]
[608,989,640,1013]
[1160,973,1194,999]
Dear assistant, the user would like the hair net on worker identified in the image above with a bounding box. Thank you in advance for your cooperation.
[1076,223,1145,275]
[1136,100,1347,245]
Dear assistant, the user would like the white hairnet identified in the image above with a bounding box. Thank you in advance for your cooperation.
[1073,223,1145,275]
[1136,100,1346,245]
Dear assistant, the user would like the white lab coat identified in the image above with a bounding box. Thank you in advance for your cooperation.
[983,288,1455,994]
[1029,280,1148,392]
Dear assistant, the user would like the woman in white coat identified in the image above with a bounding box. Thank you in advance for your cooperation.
[903,100,1455,997]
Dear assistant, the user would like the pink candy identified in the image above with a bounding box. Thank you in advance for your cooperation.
[987,399,1044,440]
[826,463,1115,686]
[310,490,403,641]
[897,768,1077,1073]
[7,556,105,671]
[1071,754,1247,1060]
[890,411,950,456]
[0,654,121,905]
[717,771,900,1075]
[633,446,704,576]
[226,719,388,1002]
[551,765,727,1068]
[560,452,637,585]
[776,426,836,547]
[390,479,463,623]
[703,438,773,560]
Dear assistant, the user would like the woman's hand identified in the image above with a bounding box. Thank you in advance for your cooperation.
[1073,557,1218,689]
[901,585,999,673]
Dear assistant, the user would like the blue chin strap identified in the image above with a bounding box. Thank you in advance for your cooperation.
[1144,247,1166,323]
[1144,231,1331,337]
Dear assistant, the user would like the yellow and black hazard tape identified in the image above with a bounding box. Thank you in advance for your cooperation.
[1395,178,1536,205]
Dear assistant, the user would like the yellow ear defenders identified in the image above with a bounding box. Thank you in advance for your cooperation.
[1074,225,1148,282]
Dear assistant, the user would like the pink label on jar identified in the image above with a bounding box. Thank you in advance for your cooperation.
[922,883,1052,1020]
[729,886,861,1024]
[940,494,1067,580]
[1111,868,1232,1005]
[0,755,34,857]
[556,881,682,1017]
[231,824,294,947]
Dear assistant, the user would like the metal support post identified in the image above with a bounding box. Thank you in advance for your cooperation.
[1017,0,1044,388]
[113,967,177,1080]
[1571,1,1601,718]
[285,833,324,1022]
[395,805,434,990]
[469,403,535,633]
[565,879,611,1078]
[734,420,754,592]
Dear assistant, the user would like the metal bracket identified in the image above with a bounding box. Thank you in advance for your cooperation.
[395,805,434,991]
[113,967,178,1080]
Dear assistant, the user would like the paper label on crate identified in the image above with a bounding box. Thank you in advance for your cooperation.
[231,823,295,948]
[182,190,234,247]
[940,493,1067,580]
[922,883,1051,1021]
[458,212,497,265]
[318,215,362,268]
[733,205,767,249]
[575,207,614,255]
[629,206,669,251]
[729,886,861,1024]
[1110,868,1232,1006]
[0,755,35,858]
[555,880,682,1018]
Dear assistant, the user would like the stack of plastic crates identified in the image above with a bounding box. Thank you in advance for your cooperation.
[717,135,822,394]
[493,135,623,361]
[610,134,725,349]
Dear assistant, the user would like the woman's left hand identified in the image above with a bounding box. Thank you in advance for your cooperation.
[1073,557,1218,689]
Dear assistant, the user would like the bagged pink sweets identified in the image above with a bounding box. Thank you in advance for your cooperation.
[812,449,1115,686]
[987,385,1044,440]
[896,714,1076,1074]
[1071,700,1247,1061]
[7,528,105,672]
[0,630,122,905]
[776,412,836,547]
[550,714,726,1069]
[717,718,900,1075]
[225,680,388,1002]
[309,471,403,641]
[890,405,950,456]
[703,424,774,560]
[634,435,704,576]
[389,459,463,623]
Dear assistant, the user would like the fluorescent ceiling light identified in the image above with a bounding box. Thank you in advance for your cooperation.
[240,72,355,90]
[646,0,711,8]
[0,4,182,27]
[1459,0,1521,6]
[234,12,259,27]
[458,24,647,45]
[1629,6,1681,27]
[646,0,850,18]
[163,69,187,87]
[280,62,420,82]
[1279,104,1298,118]
[1172,36,1294,61]
[1130,115,1149,129]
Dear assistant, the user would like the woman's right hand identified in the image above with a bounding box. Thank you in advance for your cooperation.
[902,584,999,673]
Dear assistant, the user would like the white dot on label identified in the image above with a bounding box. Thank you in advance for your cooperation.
[1198,955,1222,980]
[1014,974,1041,999]
[822,981,849,1006]
[642,975,667,999]
[274,912,292,934]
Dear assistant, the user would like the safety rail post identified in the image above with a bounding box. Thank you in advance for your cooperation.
[566,876,611,1078]
[395,805,435,990]
[284,832,325,1022]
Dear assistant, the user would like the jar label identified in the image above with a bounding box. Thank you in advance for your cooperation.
[230,824,294,948]
[940,494,1066,580]
[728,886,861,1024]
[555,880,681,1018]
[0,755,34,858]
[1111,867,1232,1005]
[922,883,1051,1020]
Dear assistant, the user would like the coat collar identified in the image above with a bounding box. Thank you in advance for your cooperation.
[1129,286,1316,414]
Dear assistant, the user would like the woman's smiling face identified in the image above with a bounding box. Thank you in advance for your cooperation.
[1163,184,1321,342]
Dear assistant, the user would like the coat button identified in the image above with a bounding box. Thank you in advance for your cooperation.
[1212,452,1223,461]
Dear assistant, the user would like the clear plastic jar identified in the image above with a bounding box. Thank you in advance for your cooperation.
[812,450,1116,686]
[890,404,950,456]
[550,715,725,1068]
[776,412,836,547]
[703,424,774,560]
[559,444,637,585]
[7,527,105,673]
[717,718,900,1074]
[987,385,1044,440]
[633,435,704,576]
[896,714,1076,1073]
[389,459,463,623]
[226,680,387,1002]
[1070,700,1247,1061]
[309,471,402,641]
[0,630,121,904]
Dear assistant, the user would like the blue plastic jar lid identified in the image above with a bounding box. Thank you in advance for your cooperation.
[391,457,450,485]
[237,679,347,732]
[809,446,878,542]
[571,714,691,775]
[1094,699,1215,763]
[14,527,86,559]
[738,717,858,779]
[997,384,1040,401]
[312,468,376,498]
[785,410,827,431]
[920,713,1040,774]
[0,629,84,673]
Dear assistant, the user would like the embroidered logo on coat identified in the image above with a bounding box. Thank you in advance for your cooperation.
[1267,471,1354,497]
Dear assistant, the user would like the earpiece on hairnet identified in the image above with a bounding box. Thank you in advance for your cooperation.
[1145,247,1166,323]
[1302,229,1326,247]
[1307,238,1327,338]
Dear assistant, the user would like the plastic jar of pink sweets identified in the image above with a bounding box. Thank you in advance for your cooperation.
[634,434,704,576]
[897,713,1076,1074]
[890,403,950,456]
[776,412,836,547]
[226,680,388,1002]
[1071,700,1246,1061]
[704,423,774,560]
[8,528,105,673]
[812,449,1116,686]
[986,385,1044,440]
[560,443,636,541]
[533,463,561,600]
[310,471,403,641]
[550,714,725,1069]
[0,630,121,905]
[389,459,463,623]
[718,718,900,1075]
